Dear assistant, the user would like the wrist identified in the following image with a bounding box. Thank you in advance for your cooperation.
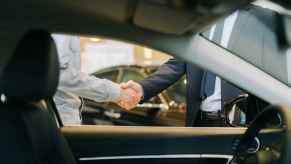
[106,81,121,102]
[138,83,145,102]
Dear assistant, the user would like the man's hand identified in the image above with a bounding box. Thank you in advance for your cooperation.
[121,80,143,101]
[115,80,143,110]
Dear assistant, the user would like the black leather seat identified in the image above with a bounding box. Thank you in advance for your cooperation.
[0,30,77,164]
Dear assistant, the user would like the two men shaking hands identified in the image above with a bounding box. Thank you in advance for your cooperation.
[116,80,143,110]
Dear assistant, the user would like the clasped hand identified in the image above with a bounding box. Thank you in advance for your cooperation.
[115,80,143,110]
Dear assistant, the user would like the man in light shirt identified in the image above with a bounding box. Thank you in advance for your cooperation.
[52,34,141,124]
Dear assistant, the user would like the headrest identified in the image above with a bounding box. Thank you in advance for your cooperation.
[0,30,59,101]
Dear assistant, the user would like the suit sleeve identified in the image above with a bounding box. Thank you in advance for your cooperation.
[139,58,186,101]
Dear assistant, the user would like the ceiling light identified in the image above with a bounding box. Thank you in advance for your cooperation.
[144,48,153,59]
[90,38,101,42]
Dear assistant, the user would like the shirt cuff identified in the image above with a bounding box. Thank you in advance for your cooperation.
[104,80,121,102]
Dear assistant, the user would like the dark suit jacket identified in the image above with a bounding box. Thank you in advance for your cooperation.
[139,5,279,126]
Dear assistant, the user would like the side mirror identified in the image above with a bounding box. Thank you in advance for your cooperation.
[224,94,248,127]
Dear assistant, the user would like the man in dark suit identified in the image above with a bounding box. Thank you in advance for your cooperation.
[122,5,279,127]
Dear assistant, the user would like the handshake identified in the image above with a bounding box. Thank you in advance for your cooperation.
[115,80,144,110]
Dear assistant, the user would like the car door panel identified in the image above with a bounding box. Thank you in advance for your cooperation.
[62,126,240,164]
[62,126,281,164]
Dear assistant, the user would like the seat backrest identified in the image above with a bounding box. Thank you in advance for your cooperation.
[0,30,77,164]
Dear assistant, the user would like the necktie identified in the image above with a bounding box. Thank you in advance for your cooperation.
[201,20,224,98]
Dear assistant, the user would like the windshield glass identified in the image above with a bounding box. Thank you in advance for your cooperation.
[209,3,291,87]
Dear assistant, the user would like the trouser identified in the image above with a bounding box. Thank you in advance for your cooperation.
[194,110,226,127]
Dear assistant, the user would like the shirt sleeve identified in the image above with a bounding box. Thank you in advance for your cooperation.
[58,67,121,102]
[53,34,121,102]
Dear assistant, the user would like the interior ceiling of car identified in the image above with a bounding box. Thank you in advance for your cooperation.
[1,0,290,36]
[1,0,284,35]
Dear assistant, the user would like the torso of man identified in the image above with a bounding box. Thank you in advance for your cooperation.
[52,34,120,125]
[52,34,83,124]
[200,11,239,112]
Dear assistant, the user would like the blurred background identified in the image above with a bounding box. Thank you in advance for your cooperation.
[77,37,187,127]
[80,37,170,74]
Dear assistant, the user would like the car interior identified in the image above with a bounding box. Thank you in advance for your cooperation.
[1,0,291,164]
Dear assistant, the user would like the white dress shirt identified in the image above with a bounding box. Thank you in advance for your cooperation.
[200,11,239,112]
[52,34,121,124]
